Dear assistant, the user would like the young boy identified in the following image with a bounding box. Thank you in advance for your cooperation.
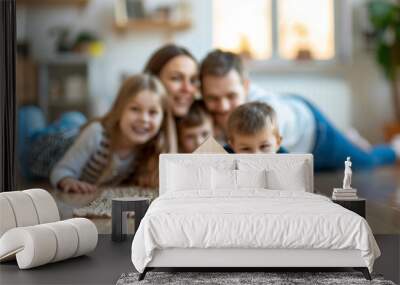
[225,101,286,154]
[177,100,214,153]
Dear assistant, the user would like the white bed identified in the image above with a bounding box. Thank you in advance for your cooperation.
[131,154,380,280]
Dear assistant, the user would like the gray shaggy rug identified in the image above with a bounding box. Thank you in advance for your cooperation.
[72,186,157,218]
[116,271,395,285]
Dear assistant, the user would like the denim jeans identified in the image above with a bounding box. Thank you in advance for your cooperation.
[18,106,87,178]
[286,96,396,171]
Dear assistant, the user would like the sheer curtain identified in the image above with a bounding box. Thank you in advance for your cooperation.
[0,0,16,192]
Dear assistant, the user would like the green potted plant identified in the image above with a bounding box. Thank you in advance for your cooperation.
[368,0,400,140]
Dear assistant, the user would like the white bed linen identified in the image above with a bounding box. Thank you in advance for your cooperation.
[131,190,380,273]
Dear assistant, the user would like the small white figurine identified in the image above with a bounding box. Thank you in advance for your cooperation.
[342,157,352,189]
[332,157,357,199]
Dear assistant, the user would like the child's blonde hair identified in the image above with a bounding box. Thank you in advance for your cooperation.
[97,73,168,188]
[227,101,280,140]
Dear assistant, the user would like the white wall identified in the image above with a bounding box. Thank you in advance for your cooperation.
[250,73,352,133]
[17,0,393,143]
[21,0,212,116]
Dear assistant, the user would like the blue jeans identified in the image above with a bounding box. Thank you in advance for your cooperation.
[288,96,396,171]
[18,106,87,178]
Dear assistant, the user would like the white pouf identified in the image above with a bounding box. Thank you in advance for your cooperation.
[64,218,98,257]
[23,188,60,223]
[0,196,17,237]
[0,218,98,269]
[1,191,39,227]
[0,189,98,269]
[0,226,57,268]
[42,221,79,262]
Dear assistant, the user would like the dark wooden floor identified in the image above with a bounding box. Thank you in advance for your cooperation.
[1,235,398,285]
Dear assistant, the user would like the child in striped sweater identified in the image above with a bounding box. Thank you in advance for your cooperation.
[50,74,168,193]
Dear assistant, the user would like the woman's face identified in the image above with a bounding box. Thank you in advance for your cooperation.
[159,55,198,117]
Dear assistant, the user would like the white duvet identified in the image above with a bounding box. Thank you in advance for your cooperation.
[131,190,380,273]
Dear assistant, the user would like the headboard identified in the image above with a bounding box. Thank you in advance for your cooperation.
[159,154,314,195]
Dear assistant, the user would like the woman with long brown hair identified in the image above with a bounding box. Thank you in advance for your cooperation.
[144,44,199,152]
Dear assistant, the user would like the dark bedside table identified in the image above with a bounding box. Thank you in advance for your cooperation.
[332,198,366,218]
[111,197,150,242]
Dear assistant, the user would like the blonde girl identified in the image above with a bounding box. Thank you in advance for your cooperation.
[50,74,167,192]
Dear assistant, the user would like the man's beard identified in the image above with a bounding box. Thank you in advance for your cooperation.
[213,112,229,132]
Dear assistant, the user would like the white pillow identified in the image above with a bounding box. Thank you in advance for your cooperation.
[266,164,307,191]
[237,158,309,191]
[212,168,237,191]
[212,169,267,191]
[167,162,212,192]
[236,169,267,189]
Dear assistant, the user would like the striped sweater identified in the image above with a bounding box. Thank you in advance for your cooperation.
[50,122,135,188]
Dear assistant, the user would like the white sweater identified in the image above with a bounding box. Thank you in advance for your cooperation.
[50,122,134,188]
[248,84,316,153]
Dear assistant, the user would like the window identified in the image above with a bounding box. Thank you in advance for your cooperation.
[213,0,272,60]
[278,0,335,60]
[213,0,337,62]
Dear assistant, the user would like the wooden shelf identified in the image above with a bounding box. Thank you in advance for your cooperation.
[17,0,89,7]
[41,54,91,64]
[49,99,89,108]
[114,19,192,33]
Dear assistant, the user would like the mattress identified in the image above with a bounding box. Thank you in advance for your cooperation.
[131,190,380,273]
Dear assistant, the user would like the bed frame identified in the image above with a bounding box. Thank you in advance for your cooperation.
[138,154,371,280]
[140,248,371,280]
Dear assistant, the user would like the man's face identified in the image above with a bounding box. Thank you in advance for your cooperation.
[202,70,248,131]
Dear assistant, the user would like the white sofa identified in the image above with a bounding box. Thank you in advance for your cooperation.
[0,189,98,269]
